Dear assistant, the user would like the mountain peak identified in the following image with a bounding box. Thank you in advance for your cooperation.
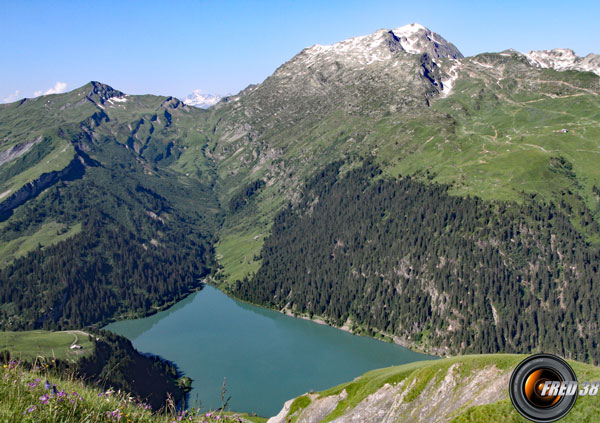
[393,22,427,33]
[301,24,462,68]
[390,24,463,59]
[80,81,126,105]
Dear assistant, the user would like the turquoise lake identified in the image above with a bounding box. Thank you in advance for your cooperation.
[105,286,434,417]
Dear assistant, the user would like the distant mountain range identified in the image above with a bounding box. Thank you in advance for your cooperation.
[182,90,223,108]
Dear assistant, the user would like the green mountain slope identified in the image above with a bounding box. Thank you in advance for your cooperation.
[0,82,220,330]
[268,354,600,423]
[204,40,600,285]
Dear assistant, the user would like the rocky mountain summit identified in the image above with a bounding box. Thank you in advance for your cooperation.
[299,23,462,68]
[526,48,600,75]
[220,23,461,117]
[390,23,463,59]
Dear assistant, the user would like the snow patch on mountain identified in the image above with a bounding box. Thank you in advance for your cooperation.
[392,23,427,54]
[391,23,462,60]
[441,62,461,98]
[301,23,463,68]
[183,90,223,108]
[525,49,600,76]
[305,29,397,66]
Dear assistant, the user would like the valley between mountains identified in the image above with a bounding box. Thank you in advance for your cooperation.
[1,22,600,420]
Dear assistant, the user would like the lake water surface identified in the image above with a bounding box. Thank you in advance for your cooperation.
[105,286,434,417]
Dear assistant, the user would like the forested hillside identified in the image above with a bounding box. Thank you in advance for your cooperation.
[231,161,600,363]
[77,331,185,410]
[0,82,220,330]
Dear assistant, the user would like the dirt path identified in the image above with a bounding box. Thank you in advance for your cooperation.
[524,93,586,103]
[60,330,90,346]
[514,77,599,96]
[522,143,550,152]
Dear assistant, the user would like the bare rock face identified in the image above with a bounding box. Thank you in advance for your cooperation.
[268,362,513,423]
[284,23,462,77]
[0,137,41,166]
[267,390,348,423]
[326,364,509,423]
[85,81,127,105]
[391,23,463,60]
[267,399,294,423]
[526,48,600,76]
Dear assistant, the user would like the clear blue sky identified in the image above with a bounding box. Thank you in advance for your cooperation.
[1,0,599,102]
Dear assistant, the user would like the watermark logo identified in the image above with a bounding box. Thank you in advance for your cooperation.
[509,353,583,422]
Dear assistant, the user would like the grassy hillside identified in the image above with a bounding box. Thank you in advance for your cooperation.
[0,330,93,361]
[0,359,265,423]
[273,354,600,423]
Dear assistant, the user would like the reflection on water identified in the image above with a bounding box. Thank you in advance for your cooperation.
[107,292,198,339]
[105,285,434,417]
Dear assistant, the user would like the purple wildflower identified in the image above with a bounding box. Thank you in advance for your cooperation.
[23,405,36,414]
[39,394,50,405]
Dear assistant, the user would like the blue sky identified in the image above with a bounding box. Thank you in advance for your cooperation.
[1,0,599,102]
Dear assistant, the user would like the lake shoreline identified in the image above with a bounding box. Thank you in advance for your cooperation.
[106,285,434,416]
[217,282,446,358]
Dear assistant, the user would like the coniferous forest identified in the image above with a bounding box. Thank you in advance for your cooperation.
[77,331,184,409]
[231,161,600,363]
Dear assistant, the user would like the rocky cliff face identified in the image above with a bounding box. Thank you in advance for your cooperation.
[267,355,600,423]
[0,137,42,166]
[270,365,509,423]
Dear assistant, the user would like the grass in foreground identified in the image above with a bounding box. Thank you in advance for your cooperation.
[0,360,261,423]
